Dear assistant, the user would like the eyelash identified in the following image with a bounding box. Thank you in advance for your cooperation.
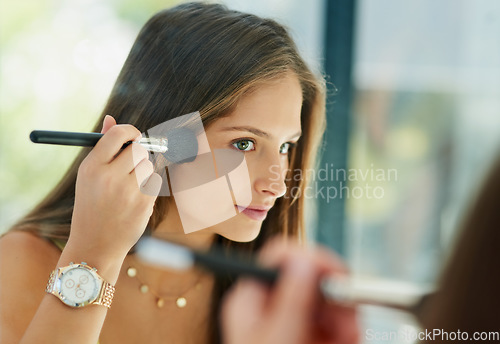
[231,139,296,155]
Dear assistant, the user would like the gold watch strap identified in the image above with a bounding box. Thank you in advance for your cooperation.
[45,270,57,293]
[45,263,115,308]
[94,281,115,308]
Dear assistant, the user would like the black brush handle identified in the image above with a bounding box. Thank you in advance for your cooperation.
[30,130,131,149]
[193,248,279,284]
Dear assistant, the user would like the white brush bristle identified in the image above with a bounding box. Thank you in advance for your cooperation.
[135,237,194,270]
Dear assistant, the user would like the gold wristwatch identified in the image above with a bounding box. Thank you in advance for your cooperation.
[46,262,115,308]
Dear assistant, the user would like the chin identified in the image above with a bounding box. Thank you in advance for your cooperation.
[214,219,262,242]
[218,229,260,242]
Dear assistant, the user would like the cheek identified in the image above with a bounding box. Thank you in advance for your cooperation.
[243,154,290,184]
[239,154,257,179]
[276,155,291,179]
[282,155,290,170]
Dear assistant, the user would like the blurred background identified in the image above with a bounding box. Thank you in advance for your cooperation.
[1,0,499,342]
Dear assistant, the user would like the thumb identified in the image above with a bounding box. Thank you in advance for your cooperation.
[101,115,117,134]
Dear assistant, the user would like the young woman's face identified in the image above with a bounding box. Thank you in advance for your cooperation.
[202,72,303,241]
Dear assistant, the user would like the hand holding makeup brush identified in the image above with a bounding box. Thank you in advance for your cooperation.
[63,115,162,282]
[221,238,360,344]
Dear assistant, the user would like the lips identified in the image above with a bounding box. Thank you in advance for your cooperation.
[236,205,271,221]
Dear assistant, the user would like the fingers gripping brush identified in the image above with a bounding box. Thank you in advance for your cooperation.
[29,127,198,164]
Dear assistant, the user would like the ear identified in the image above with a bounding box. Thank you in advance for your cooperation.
[101,115,117,134]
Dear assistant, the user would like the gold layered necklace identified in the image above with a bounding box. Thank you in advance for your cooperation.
[126,258,202,309]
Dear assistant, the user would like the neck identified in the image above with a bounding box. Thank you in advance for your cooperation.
[149,200,216,250]
[152,230,215,251]
[130,201,216,291]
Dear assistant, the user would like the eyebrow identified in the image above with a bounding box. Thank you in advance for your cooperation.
[220,126,302,141]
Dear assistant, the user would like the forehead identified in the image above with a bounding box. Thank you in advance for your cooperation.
[211,73,303,136]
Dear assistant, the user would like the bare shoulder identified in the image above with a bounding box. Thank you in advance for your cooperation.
[0,230,60,269]
[0,230,60,291]
[0,231,61,341]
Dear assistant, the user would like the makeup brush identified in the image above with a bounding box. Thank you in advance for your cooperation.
[29,127,198,164]
[135,237,434,320]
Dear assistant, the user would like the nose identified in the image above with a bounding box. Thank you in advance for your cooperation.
[253,152,287,198]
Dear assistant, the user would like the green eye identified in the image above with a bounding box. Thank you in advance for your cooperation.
[280,142,295,154]
[232,139,255,152]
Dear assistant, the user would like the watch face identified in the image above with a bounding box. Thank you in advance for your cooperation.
[57,265,100,307]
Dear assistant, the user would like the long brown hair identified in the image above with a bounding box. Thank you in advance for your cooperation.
[11,2,326,342]
[420,155,500,343]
